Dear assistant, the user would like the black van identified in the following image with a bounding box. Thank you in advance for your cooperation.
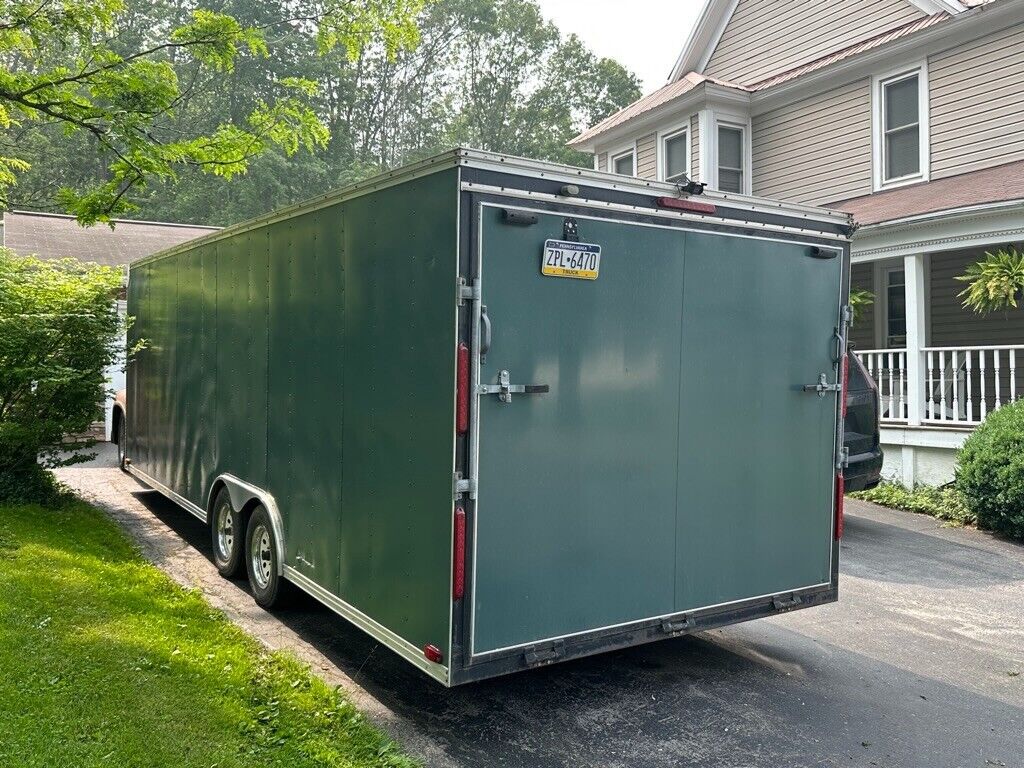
[844,350,883,492]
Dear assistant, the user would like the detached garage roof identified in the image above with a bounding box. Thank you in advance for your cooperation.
[1,210,219,267]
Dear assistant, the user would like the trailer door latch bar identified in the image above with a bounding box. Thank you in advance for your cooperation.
[478,370,550,403]
[802,373,841,397]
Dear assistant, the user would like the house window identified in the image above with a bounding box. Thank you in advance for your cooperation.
[874,65,928,189]
[885,267,907,348]
[662,128,689,183]
[717,125,744,193]
[611,149,635,176]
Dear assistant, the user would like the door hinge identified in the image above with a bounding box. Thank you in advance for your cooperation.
[524,640,565,667]
[842,304,853,328]
[453,472,475,499]
[457,277,480,305]
[772,593,803,611]
[661,615,693,635]
[838,446,850,470]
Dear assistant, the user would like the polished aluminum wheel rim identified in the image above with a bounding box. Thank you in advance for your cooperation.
[215,503,234,561]
[251,524,272,589]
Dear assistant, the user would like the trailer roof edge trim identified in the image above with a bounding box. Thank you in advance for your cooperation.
[131,147,851,270]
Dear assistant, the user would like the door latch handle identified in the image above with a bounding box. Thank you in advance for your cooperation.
[479,370,550,403]
[802,373,841,397]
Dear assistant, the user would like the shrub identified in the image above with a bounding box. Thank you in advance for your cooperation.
[955,400,1024,541]
[851,482,975,527]
[0,250,125,503]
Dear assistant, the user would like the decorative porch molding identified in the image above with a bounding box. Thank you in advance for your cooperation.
[880,425,971,449]
[852,200,1024,263]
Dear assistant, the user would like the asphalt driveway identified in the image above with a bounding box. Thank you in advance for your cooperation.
[57,445,1024,768]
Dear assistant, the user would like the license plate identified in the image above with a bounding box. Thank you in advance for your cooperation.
[541,239,601,280]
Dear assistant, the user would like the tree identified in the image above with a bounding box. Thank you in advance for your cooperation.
[0,0,423,224]
[3,0,642,226]
[0,250,124,501]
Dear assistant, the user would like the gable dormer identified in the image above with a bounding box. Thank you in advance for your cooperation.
[672,0,968,88]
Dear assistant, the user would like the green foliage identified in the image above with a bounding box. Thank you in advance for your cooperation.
[0,501,419,766]
[850,481,975,527]
[956,247,1024,314]
[5,0,642,226]
[955,400,1024,541]
[849,288,874,326]
[0,250,124,502]
[0,0,424,224]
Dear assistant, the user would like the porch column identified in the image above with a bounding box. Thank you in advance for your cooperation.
[901,253,927,487]
[903,253,927,428]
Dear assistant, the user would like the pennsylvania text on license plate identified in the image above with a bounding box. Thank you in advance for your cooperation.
[541,239,601,280]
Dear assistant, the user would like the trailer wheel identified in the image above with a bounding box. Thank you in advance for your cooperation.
[245,506,287,608]
[210,488,244,578]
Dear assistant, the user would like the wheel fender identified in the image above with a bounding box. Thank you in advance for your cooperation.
[210,475,286,575]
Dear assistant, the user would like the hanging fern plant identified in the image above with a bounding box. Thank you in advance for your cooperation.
[849,288,874,325]
[956,247,1024,314]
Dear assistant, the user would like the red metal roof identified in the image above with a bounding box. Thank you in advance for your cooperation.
[834,160,1024,227]
[568,72,749,148]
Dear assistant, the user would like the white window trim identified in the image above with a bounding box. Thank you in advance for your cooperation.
[656,120,692,184]
[607,141,638,177]
[704,111,752,195]
[872,62,930,192]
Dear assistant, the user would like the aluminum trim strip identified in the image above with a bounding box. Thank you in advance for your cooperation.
[455,148,850,225]
[126,465,207,524]
[283,566,449,685]
[472,582,833,659]
[461,183,850,242]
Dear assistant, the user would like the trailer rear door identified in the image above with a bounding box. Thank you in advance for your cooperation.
[471,204,841,656]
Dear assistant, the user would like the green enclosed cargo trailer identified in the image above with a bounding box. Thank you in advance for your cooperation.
[125,148,853,686]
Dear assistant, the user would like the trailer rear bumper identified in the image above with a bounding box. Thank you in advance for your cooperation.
[450,582,837,685]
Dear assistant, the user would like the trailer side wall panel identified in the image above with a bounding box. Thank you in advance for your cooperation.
[129,168,459,662]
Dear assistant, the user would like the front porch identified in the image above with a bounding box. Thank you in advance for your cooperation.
[838,167,1024,486]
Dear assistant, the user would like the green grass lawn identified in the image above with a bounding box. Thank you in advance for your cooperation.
[0,501,418,768]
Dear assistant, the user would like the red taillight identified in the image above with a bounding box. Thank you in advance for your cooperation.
[656,196,717,215]
[453,505,466,600]
[456,342,470,434]
[841,353,850,418]
[835,473,845,540]
[423,644,444,664]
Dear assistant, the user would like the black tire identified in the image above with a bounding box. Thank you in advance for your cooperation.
[115,412,128,472]
[210,488,244,578]
[245,505,288,608]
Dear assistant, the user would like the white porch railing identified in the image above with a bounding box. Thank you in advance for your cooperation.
[855,346,1024,426]
[857,349,908,423]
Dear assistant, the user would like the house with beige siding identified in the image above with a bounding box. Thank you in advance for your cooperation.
[570,0,1024,485]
